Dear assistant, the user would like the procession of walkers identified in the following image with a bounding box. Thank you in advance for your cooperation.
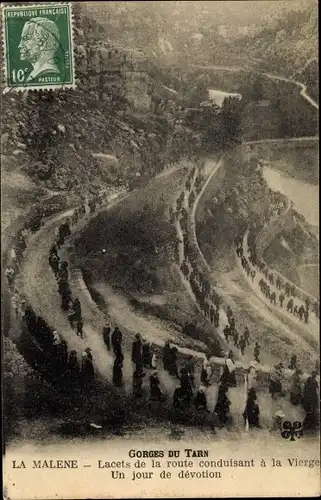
[173,161,261,364]
[103,323,319,432]
[236,235,320,324]
[168,159,319,432]
[5,191,108,389]
[4,163,320,434]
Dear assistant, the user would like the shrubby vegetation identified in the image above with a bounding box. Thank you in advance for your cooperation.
[1,1,317,192]
[84,1,315,69]
[241,75,318,140]
[183,98,243,155]
[197,149,270,263]
[240,6,317,77]
[1,4,201,193]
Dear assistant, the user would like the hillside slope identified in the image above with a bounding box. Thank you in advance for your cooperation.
[85,1,315,68]
[0,3,193,196]
[237,3,318,101]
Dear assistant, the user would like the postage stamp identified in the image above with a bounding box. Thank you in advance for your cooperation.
[2,3,75,92]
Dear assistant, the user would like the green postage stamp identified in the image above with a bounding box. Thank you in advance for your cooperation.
[2,3,75,92]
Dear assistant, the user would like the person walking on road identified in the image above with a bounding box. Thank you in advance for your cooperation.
[244,327,250,346]
[76,318,84,339]
[102,324,111,350]
[279,292,285,307]
[285,282,291,297]
[5,265,15,290]
[247,361,258,390]
[223,325,230,343]
[82,347,95,386]
[168,346,179,378]
[269,363,283,400]
[142,340,152,368]
[213,309,220,328]
[304,308,309,324]
[111,327,122,357]
[226,306,233,324]
[150,370,164,401]
[233,329,239,347]
[113,353,124,387]
[289,369,302,406]
[298,305,305,321]
[12,290,20,317]
[214,384,231,426]
[73,298,82,323]
[286,298,294,313]
[254,343,260,364]
[67,303,76,329]
[220,351,237,388]
[201,354,212,387]
[302,371,319,431]
[194,386,210,413]
[239,335,246,356]
[243,388,260,428]
[132,333,143,375]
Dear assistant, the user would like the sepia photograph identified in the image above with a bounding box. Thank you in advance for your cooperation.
[1,1,319,498]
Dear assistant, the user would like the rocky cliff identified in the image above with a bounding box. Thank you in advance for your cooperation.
[1,3,189,194]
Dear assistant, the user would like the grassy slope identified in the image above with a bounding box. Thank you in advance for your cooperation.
[262,144,319,185]
[195,155,318,368]
[74,170,182,293]
[74,168,222,352]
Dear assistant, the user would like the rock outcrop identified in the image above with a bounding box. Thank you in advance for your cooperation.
[1,5,188,194]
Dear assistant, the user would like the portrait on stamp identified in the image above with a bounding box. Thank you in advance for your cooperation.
[2,3,75,90]
[18,17,61,82]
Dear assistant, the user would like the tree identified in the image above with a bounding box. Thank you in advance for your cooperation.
[251,78,264,101]
[221,97,243,144]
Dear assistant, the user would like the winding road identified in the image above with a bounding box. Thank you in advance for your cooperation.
[189,160,318,369]
[4,59,319,435]
[191,63,319,110]
[14,166,307,430]
[245,136,318,145]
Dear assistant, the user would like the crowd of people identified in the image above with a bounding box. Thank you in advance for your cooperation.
[104,322,320,431]
[38,167,264,429]
[102,323,262,429]
[5,220,47,321]
[264,189,286,224]
[4,192,107,389]
[169,162,319,431]
[173,164,225,331]
[4,165,320,434]
[173,164,263,364]
[45,193,112,384]
[236,237,320,324]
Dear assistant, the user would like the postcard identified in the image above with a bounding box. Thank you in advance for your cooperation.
[2,1,319,498]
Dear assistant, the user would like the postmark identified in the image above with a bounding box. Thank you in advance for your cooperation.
[2,3,75,92]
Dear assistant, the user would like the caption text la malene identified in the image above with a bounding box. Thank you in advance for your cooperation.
[11,449,320,481]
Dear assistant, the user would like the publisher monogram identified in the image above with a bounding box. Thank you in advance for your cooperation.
[281,421,303,441]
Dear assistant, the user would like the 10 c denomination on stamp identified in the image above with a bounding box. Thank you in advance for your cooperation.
[2,2,75,92]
